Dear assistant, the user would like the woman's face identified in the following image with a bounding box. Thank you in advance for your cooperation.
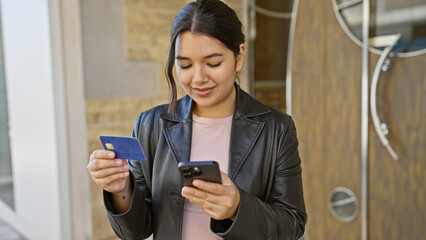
[175,31,245,118]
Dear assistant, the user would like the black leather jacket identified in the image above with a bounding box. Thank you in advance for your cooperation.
[104,85,307,239]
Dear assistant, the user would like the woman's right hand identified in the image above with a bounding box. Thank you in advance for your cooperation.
[87,150,130,194]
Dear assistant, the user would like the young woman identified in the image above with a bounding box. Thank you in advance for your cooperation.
[87,0,307,239]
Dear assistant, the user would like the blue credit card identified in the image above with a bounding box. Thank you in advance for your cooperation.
[99,136,146,161]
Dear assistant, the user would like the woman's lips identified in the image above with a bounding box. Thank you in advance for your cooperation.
[193,87,214,97]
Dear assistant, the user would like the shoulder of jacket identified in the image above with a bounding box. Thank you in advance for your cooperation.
[135,95,191,128]
[132,103,168,136]
[133,105,163,129]
[254,106,295,138]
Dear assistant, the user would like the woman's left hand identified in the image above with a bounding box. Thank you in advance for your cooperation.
[181,172,240,221]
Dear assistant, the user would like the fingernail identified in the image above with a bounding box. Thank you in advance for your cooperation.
[182,188,190,194]
[109,152,115,158]
[193,180,200,187]
[115,159,122,165]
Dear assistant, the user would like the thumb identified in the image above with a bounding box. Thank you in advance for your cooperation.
[220,172,233,185]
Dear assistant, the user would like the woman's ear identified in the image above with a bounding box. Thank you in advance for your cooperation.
[236,44,246,72]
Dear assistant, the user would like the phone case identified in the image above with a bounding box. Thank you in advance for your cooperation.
[178,161,221,186]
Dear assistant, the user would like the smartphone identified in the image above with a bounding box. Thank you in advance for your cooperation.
[178,161,222,187]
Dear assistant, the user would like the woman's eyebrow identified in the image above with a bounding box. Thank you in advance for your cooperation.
[203,53,223,59]
[175,53,224,60]
[176,56,189,60]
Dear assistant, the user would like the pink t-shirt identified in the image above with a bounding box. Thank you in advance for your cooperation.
[181,114,232,240]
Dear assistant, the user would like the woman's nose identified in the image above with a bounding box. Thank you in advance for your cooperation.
[193,65,208,83]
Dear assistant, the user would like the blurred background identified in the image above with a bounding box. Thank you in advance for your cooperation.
[0,0,424,239]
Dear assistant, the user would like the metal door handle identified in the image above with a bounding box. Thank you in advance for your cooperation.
[370,33,401,160]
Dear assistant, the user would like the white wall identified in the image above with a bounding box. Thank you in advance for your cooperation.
[81,0,158,99]
[1,0,71,239]
[60,0,92,238]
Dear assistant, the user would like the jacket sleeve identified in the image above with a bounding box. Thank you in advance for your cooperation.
[103,113,154,239]
[211,116,307,240]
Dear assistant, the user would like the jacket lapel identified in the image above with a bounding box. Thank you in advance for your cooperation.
[228,114,264,179]
[161,95,193,164]
[162,121,192,163]
[228,85,270,179]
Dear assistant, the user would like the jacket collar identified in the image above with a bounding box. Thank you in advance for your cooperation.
[159,94,193,123]
[160,83,271,178]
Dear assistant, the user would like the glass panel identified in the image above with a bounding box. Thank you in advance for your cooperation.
[253,0,293,112]
[0,17,14,209]
[335,0,426,54]
[340,2,363,40]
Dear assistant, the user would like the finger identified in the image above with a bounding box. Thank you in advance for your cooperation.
[192,179,223,193]
[220,172,233,185]
[183,192,231,220]
[182,187,215,208]
[188,190,236,211]
[87,158,127,171]
[91,164,129,179]
[192,174,235,196]
[181,186,238,220]
[191,193,239,221]
[90,149,115,161]
[182,186,210,200]
[182,187,225,210]
[181,186,196,199]
[95,172,129,190]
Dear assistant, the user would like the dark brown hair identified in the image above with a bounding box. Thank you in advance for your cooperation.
[165,0,245,114]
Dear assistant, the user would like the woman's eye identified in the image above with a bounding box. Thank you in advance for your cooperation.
[180,64,192,69]
[208,63,221,68]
